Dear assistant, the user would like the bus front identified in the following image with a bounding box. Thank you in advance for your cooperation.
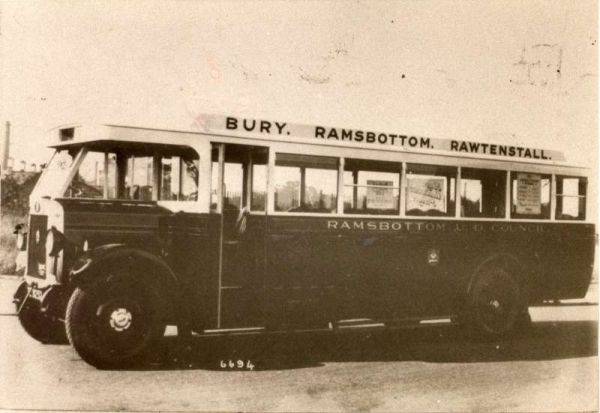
[12,124,205,346]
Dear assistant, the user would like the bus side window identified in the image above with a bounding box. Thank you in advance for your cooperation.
[405,164,456,217]
[343,158,401,215]
[160,156,199,201]
[210,145,266,212]
[250,149,268,211]
[460,168,506,218]
[555,176,586,220]
[274,153,338,213]
[510,172,551,219]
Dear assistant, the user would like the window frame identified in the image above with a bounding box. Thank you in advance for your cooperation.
[404,163,457,217]
[259,145,589,223]
[342,158,402,216]
[509,171,552,220]
[272,152,339,214]
[554,175,587,221]
[459,167,507,219]
[60,145,200,203]
[159,154,200,202]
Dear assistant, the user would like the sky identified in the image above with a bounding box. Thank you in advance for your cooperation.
[0,0,597,170]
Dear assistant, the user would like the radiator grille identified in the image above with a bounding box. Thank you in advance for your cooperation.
[26,215,47,279]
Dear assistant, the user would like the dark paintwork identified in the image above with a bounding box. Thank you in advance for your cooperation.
[27,215,48,278]
[265,217,595,328]
[32,198,595,332]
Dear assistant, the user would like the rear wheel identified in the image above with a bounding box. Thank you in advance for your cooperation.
[65,281,165,369]
[466,267,525,339]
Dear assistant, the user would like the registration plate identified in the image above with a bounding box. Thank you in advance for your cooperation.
[29,287,44,301]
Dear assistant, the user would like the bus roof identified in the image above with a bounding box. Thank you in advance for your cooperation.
[49,114,585,172]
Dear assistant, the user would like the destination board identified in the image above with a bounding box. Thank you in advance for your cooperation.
[193,114,566,162]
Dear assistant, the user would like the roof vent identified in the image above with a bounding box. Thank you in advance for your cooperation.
[59,128,75,141]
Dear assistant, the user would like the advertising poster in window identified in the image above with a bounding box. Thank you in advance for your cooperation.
[406,176,446,212]
[516,173,542,214]
[366,180,394,209]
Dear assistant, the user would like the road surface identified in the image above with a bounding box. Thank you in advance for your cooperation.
[0,276,597,412]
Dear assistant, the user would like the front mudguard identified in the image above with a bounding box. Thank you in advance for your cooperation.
[67,244,188,331]
[68,243,128,285]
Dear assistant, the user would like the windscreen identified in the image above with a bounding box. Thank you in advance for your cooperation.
[30,149,80,199]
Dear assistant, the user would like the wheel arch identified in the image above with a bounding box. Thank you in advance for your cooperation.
[462,252,532,339]
[68,244,182,323]
[466,253,528,297]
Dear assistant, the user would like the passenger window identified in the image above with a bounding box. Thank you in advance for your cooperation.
[343,159,401,215]
[510,172,551,219]
[210,160,244,211]
[160,156,199,201]
[210,145,267,212]
[67,151,114,199]
[125,156,154,201]
[247,148,268,212]
[274,153,338,213]
[251,163,267,211]
[556,176,586,220]
[460,168,506,218]
[223,163,244,210]
[406,164,456,217]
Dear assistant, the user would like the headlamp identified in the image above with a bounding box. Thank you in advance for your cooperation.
[13,224,27,251]
[16,232,27,251]
[46,227,66,257]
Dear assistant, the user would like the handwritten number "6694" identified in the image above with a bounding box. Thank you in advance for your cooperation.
[219,360,255,371]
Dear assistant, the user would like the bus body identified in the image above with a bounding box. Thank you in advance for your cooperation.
[14,115,595,368]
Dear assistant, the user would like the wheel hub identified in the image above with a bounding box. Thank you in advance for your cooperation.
[109,308,133,332]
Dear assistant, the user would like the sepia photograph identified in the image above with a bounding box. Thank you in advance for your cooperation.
[0,1,597,412]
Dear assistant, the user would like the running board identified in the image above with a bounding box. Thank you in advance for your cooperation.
[188,316,457,337]
[201,326,265,335]
[336,316,455,328]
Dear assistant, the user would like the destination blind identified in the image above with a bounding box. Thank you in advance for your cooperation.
[194,114,566,162]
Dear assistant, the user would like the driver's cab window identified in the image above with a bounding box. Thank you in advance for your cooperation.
[67,151,116,199]
[65,146,199,201]
[125,155,153,201]
[160,156,199,201]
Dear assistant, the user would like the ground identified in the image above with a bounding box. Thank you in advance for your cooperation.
[0,276,597,412]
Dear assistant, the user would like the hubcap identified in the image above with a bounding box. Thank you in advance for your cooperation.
[109,308,133,332]
[474,271,521,334]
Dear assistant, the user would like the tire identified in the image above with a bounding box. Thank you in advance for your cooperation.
[465,267,524,340]
[14,283,68,345]
[65,281,166,369]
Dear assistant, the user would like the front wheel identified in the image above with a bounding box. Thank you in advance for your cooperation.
[465,267,525,340]
[65,282,165,369]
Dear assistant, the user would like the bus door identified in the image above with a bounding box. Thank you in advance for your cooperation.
[212,143,268,329]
